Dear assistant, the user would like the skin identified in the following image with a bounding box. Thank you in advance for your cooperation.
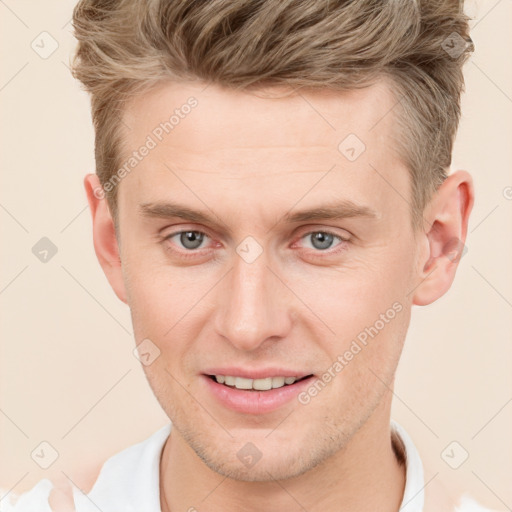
[55,78,473,512]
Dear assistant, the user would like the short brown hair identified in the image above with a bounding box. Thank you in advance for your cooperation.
[70,0,474,229]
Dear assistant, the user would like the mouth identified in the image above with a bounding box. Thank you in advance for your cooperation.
[205,374,314,391]
[202,372,316,414]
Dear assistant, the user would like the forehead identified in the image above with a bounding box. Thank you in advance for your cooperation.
[122,78,399,153]
[117,78,409,227]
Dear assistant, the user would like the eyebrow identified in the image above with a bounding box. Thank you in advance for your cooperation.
[138,200,379,227]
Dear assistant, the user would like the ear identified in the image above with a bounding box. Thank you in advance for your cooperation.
[84,174,128,304]
[411,170,475,306]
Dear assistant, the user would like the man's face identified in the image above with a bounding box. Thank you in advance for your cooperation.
[115,79,420,481]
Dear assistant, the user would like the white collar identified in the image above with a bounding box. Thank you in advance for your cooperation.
[391,419,425,512]
[71,419,425,512]
[72,423,171,512]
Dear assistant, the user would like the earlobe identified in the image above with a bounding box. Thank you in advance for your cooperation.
[411,170,474,306]
[84,174,128,304]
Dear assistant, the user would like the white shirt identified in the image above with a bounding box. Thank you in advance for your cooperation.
[0,420,494,511]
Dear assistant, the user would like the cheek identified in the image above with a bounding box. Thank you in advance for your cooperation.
[123,259,181,341]
[295,248,413,362]
[293,254,409,323]
[123,261,210,377]
[122,228,414,349]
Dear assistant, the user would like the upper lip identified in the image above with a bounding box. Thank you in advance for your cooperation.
[203,368,313,380]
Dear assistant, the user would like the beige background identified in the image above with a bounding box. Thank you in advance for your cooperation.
[1,0,511,508]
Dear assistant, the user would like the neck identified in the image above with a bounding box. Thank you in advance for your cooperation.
[160,397,406,512]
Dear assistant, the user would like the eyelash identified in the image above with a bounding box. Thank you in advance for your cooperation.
[161,228,350,260]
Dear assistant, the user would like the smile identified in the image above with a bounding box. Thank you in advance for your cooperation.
[202,373,316,414]
[209,374,312,391]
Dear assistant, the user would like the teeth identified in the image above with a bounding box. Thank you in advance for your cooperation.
[224,376,236,386]
[235,377,253,390]
[214,375,299,390]
[253,378,272,391]
[271,376,285,388]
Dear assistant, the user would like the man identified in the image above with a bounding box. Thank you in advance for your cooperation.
[0,1,494,511]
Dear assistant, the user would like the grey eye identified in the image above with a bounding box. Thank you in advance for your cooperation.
[306,232,337,250]
[179,231,205,250]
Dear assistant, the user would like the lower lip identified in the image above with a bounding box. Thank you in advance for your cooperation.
[201,375,315,415]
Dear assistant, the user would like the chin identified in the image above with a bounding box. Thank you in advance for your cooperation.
[201,451,314,483]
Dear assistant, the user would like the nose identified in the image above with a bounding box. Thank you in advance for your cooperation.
[213,248,293,352]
